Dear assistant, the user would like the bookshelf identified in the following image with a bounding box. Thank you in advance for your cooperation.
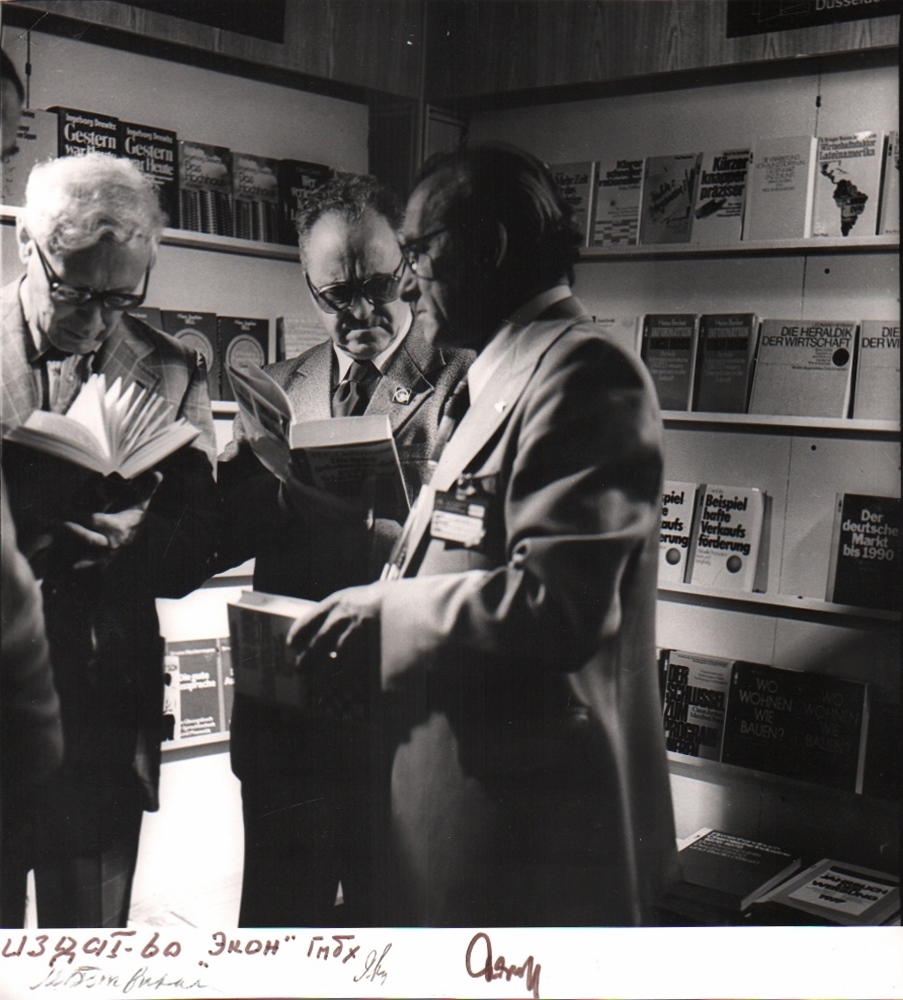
[578,234,899,261]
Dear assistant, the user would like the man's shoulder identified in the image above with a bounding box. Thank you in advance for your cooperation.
[263,340,330,386]
[400,324,474,382]
[120,313,199,366]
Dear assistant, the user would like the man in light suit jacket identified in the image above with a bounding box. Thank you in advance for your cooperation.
[1,153,217,927]
[289,144,679,926]
[213,173,472,926]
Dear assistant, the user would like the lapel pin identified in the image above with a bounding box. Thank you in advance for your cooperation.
[393,386,412,404]
[494,399,508,413]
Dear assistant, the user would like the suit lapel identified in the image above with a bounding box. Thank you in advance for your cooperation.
[283,341,334,420]
[98,317,162,394]
[367,327,438,434]
[0,281,40,431]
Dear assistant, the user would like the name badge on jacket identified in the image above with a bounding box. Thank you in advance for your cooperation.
[430,479,488,549]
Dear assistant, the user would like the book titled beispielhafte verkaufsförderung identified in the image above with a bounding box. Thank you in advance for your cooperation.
[659,481,698,585]
[687,484,766,592]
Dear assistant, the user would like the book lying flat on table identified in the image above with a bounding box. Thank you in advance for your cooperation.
[3,372,200,479]
[227,360,409,520]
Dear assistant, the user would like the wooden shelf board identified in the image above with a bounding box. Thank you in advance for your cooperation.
[578,234,899,260]
[662,412,900,436]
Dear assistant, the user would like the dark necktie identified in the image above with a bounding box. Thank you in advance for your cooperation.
[332,359,380,417]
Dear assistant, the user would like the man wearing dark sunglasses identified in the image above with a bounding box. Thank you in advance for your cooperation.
[0,152,217,927]
[213,172,472,927]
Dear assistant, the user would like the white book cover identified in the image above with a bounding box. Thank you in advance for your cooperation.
[811,131,884,238]
[748,319,857,418]
[691,147,751,244]
[852,319,900,421]
[688,484,765,592]
[1,109,58,207]
[659,481,698,584]
[592,155,643,246]
[550,161,596,247]
[742,134,817,241]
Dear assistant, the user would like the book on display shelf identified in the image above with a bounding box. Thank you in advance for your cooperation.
[0,109,57,207]
[276,316,327,361]
[127,306,164,333]
[747,318,857,418]
[232,151,280,244]
[592,155,643,246]
[638,152,701,244]
[217,316,270,402]
[640,313,700,411]
[50,106,120,158]
[825,492,900,612]
[276,158,332,245]
[660,649,734,761]
[549,161,596,246]
[691,147,751,244]
[719,661,870,793]
[160,309,220,400]
[119,120,180,229]
[594,315,640,355]
[851,319,900,421]
[810,131,883,238]
[687,484,766,593]
[878,129,899,236]
[164,639,223,742]
[693,313,759,413]
[742,134,817,241]
[658,480,698,584]
[178,140,233,237]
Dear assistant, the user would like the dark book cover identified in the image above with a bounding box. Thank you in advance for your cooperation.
[826,493,901,611]
[720,661,870,792]
[178,140,233,236]
[276,158,332,245]
[51,107,119,158]
[160,310,220,399]
[693,313,759,413]
[638,152,701,244]
[127,306,163,332]
[165,639,222,742]
[661,649,734,760]
[232,152,280,243]
[119,120,179,228]
[668,829,801,912]
[640,313,700,411]
[218,316,269,401]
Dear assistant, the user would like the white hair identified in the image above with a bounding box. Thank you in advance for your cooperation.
[22,153,166,259]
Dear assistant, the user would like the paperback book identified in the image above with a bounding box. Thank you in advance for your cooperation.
[878,130,899,236]
[638,152,701,244]
[276,316,327,361]
[691,148,751,244]
[165,639,223,742]
[661,649,734,760]
[659,481,698,584]
[592,156,643,246]
[640,314,700,410]
[51,106,119,158]
[688,484,766,592]
[232,151,280,243]
[811,131,883,238]
[825,492,900,612]
[742,134,817,241]
[218,316,269,401]
[550,161,596,246]
[119,120,179,228]
[276,158,332,245]
[179,140,233,237]
[693,313,759,413]
[128,306,164,332]
[227,360,409,520]
[720,661,870,792]
[851,319,900,421]
[2,372,200,480]
[747,319,857,418]
[0,109,58,207]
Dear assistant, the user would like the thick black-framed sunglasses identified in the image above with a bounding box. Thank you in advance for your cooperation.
[305,257,405,314]
[34,241,150,310]
[398,227,449,276]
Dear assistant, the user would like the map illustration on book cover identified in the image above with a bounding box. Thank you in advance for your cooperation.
[661,649,734,760]
[640,314,700,410]
[638,152,701,244]
[550,161,596,246]
[659,481,698,584]
[811,131,883,238]
[693,313,759,413]
[593,156,643,245]
[852,320,900,421]
[692,148,751,244]
[720,661,869,792]
[688,485,766,592]
[826,493,900,611]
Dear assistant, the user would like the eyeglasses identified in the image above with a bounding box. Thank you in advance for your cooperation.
[305,257,405,314]
[34,241,150,310]
[398,227,449,276]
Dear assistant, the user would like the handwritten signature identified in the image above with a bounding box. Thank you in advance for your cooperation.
[465,931,541,999]
[29,965,209,993]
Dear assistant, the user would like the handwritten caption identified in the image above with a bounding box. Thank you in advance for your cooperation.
[466,931,542,1000]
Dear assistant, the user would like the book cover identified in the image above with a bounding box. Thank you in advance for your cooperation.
[851,319,900,421]
[748,318,857,418]
[742,134,817,241]
[550,161,596,247]
[720,661,870,792]
[0,109,58,207]
[640,314,700,411]
[638,152,701,244]
[757,858,900,926]
[160,310,220,400]
[276,158,332,245]
[594,315,641,355]
[811,131,883,238]
[826,493,901,611]
[51,107,119,158]
[119,120,179,229]
[688,484,765,592]
[276,316,327,361]
[232,151,280,244]
[127,306,164,332]
[165,639,222,742]
[659,481,698,584]
[592,155,643,246]
[878,129,899,236]
[2,372,200,480]
[693,313,759,413]
[227,590,316,709]
[691,148,751,244]
[178,140,233,237]
[661,649,734,760]
[218,316,270,401]
[668,829,802,913]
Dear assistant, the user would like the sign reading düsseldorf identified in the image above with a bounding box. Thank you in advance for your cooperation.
[726,0,901,38]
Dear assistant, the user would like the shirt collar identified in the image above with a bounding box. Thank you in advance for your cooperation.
[467,283,571,403]
[333,309,413,381]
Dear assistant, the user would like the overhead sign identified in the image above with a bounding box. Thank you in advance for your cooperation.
[726,0,901,37]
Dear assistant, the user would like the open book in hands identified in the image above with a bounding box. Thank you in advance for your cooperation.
[4,372,200,480]
[227,361,410,522]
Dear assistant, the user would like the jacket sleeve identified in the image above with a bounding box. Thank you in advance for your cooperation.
[379,332,663,685]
